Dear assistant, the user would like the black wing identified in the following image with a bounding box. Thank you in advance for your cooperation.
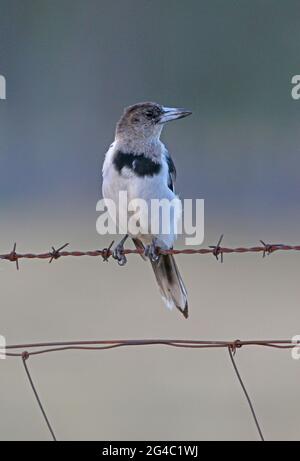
[165,152,177,192]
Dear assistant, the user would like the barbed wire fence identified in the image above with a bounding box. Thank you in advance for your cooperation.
[1,236,300,441]
[1,235,300,268]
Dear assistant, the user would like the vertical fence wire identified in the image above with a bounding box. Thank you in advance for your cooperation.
[2,339,296,440]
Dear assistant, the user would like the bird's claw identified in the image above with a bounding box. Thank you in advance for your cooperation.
[144,241,160,262]
[113,245,127,266]
[112,235,128,266]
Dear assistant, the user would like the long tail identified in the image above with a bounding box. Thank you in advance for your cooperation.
[150,254,188,319]
[132,238,188,318]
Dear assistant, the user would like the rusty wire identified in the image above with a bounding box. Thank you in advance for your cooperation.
[3,338,298,441]
[21,352,56,441]
[4,338,296,356]
[1,236,299,440]
[1,237,300,269]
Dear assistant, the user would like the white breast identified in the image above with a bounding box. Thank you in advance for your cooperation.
[101,141,180,248]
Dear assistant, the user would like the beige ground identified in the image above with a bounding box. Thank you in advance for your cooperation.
[0,210,299,441]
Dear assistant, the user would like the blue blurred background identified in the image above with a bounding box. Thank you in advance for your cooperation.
[1,0,300,224]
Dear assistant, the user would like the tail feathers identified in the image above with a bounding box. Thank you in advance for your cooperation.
[150,254,188,319]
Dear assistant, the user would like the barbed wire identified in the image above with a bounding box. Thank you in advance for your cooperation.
[1,235,300,269]
[4,338,298,441]
[2,236,299,440]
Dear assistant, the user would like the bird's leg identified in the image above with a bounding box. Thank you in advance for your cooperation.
[113,234,128,266]
[144,238,160,262]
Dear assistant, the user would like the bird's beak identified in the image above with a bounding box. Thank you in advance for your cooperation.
[158,107,192,124]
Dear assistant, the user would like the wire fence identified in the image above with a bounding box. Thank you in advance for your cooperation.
[1,235,300,269]
[1,237,300,441]
[4,338,299,441]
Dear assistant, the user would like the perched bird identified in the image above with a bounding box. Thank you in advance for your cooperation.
[102,102,192,318]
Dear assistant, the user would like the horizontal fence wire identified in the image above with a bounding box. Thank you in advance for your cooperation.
[4,338,297,356]
[1,236,300,269]
[3,338,298,441]
[1,237,299,440]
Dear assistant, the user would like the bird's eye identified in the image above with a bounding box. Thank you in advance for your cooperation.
[145,110,153,118]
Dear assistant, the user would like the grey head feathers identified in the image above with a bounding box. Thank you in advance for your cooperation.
[115,102,192,150]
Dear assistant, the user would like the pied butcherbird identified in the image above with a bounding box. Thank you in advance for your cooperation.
[102,102,192,318]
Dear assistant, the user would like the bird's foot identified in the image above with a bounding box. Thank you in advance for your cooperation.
[112,235,128,266]
[144,239,160,262]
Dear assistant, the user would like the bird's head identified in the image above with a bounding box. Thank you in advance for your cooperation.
[116,102,192,142]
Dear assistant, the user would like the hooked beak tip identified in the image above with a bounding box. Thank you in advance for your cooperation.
[159,107,192,124]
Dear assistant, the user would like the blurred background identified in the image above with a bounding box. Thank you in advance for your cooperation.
[0,0,300,441]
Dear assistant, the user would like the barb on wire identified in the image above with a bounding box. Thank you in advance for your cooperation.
[228,346,264,441]
[5,243,19,270]
[1,238,300,269]
[259,240,285,258]
[101,240,114,262]
[49,243,69,264]
[209,234,224,262]
[21,352,56,441]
